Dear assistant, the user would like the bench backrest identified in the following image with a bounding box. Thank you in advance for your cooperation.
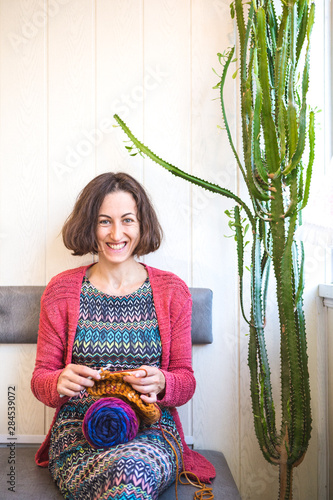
[0,286,213,345]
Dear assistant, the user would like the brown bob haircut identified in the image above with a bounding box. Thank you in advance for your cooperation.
[62,172,163,257]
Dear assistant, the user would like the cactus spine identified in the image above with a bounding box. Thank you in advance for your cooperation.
[114,0,315,497]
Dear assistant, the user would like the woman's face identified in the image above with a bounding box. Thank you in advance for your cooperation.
[96,190,140,266]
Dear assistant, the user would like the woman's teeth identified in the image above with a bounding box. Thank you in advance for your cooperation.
[106,242,126,250]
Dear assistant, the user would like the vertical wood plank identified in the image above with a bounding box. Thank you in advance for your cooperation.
[141,0,192,436]
[47,0,96,280]
[0,345,44,437]
[316,295,329,500]
[191,0,240,487]
[0,0,47,286]
[328,307,333,499]
[96,0,144,182]
[142,0,191,284]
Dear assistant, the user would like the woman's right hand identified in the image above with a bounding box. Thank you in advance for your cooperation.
[57,363,101,397]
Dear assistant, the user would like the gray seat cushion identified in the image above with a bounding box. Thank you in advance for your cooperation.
[0,286,44,343]
[0,286,213,345]
[159,450,241,499]
[0,446,63,500]
[0,446,240,499]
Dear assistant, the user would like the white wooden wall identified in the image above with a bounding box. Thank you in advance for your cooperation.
[0,1,330,499]
[328,307,333,499]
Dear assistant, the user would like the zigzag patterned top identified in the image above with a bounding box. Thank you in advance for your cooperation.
[72,276,162,371]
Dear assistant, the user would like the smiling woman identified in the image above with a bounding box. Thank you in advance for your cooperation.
[62,172,163,259]
[30,172,216,500]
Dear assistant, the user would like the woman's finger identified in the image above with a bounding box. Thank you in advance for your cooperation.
[124,366,165,398]
[140,393,157,404]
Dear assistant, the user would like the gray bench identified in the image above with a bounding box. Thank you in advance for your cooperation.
[0,286,241,499]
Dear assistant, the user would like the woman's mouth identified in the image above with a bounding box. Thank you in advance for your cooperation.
[106,242,126,250]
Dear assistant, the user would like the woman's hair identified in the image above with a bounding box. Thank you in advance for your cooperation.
[62,172,163,257]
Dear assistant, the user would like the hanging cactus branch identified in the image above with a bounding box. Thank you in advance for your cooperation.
[114,0,315,497]
[114,114,256,228]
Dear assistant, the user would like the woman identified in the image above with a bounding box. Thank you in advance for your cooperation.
[31,172,215,499]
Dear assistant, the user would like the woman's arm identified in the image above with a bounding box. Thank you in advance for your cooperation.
[158,295,196,407]
[31,293,101,406]
[31,293,68,407]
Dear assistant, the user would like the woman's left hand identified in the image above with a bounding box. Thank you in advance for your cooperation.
[123,366,165,404]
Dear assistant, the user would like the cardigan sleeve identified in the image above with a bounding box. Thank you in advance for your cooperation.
[158,284,196,408]
[31,289,68,408]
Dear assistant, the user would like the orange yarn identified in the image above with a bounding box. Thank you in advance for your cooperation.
[159,426,214,500]
[87,369,161,425]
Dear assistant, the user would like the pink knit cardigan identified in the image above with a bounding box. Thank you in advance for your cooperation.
[31,263,216,482]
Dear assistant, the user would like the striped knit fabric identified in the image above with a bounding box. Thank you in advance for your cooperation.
[48,277,182,500]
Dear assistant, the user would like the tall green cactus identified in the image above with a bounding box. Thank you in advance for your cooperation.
[113,1,315,497]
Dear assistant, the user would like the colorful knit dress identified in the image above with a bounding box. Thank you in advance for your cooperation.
[48,276,182,500]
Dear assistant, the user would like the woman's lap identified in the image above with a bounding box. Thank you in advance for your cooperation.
[49,397,181,500]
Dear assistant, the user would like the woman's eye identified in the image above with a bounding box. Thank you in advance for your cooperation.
[99,219,111,226]
[123,218,134,223]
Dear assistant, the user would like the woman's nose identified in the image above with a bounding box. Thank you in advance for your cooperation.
[110,222,122,240]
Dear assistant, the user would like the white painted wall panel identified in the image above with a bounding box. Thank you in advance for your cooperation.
[328,307,333,499]
[143,0,191,283]
[96,0,144,180]
[0,344,44,437]
[47,0,96,280]
[191,0,239,487]
[0,0,47,285]
[141,0,192,437]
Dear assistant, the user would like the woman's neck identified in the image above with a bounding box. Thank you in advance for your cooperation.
[87,259,147,296]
